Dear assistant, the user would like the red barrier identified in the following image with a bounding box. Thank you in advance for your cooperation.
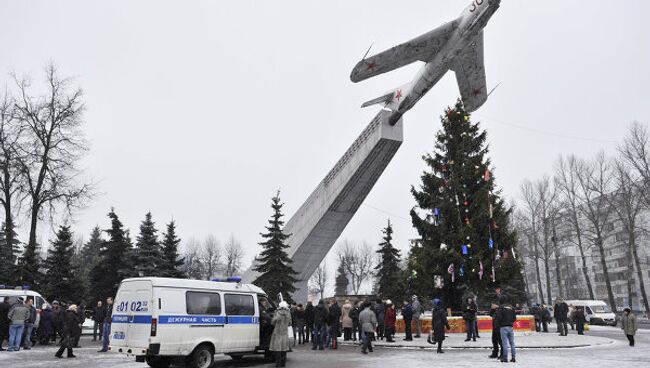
[396,315,535,333]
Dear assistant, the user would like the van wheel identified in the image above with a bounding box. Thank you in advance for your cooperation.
[145,356,171,368]
[189,344,214,368]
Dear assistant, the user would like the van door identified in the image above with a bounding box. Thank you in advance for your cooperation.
[112,280,153,350]
[223,293,258,352]
[180,291,224,354]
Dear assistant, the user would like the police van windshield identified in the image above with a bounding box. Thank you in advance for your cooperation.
[591,305,611,313]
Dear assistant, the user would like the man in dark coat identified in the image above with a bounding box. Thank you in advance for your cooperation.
[574,306,586,335]
[311,300,328,351]
[554,298,569,336]
[38,303,55,345]
[374,298,386,340]
[541,304,551,332]
[52,301,64,343]
[55,305,81,358]
[304,301,314,344]
[98,297,113,352]
[401,300,413,341]
[327,299,341,349]
[488,302,502,359]
[0,296,11,351]
[428,299,450,353]
[531,303,542,332]
[463,297,478,342]
[92,301,105,341]
[496,296,517,363]
[350,302,360,342]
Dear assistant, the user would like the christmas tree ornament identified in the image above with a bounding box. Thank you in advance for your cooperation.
[511,247,517,260]
[467,244,472,248]
[433,207,441,225]
[440,243,448,251]
[464,115,469,122]
[479,261,484,280]
[459,264,465,277]
[489,203,494,218]
[466,236,470,240]
[483,168,491,181]
[488,237,494,250]
[491,266,496,282]
[448,263,455,283]
[461,244,468,255]
[455,194,460,206]
[438,187,444,193]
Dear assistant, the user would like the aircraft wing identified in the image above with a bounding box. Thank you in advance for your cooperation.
[452,31,488,112]
[350,20,459,83]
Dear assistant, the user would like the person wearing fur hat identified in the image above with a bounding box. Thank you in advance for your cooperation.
[270,301,292,367]
[55,305,81,358]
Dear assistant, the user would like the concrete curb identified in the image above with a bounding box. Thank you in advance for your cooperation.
[338,338,615,350]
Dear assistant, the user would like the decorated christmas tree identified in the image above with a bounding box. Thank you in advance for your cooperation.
[408,99,525,310]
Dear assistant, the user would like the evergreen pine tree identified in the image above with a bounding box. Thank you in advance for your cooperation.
[132,212,164,277]
[334,261,349,296]
[253,192,298,303]
[42,226,85,303]
[90,208,132,302]
[78,226,104,300]
[0,221,19,284]
[374,219,403,301]
[161,220,185,278]
[16,240,43,289]
[409,99,525,310]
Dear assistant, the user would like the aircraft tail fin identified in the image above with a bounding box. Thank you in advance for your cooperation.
[361,82,412,109]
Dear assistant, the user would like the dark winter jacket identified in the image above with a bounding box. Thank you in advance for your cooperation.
[401,303,413,321]
[384,306,396,329]
[0,301,11,328]
[350,306,360,322]
[293,307,306,328]
[313,301,329,328]
[496,304,517,328]
[328,302,342,326]
[374,303,386,326]
[463,301,478,321]
[432,305,450,342]
[489,307,498,328]
[542,307,551,322]
[52,307,65,330]
[104,303,114,324]
[304,303,315,325]
[38,308,54,337]
[26,305,37,324]
[554,302,569,322]
[93,305,105,323]
[531,306,542,321]
[63,309,82,338]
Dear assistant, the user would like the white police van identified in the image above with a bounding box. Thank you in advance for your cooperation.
[110,277,272,368]
[0,285,47,309]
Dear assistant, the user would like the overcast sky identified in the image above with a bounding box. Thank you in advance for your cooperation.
[1,1,649,290]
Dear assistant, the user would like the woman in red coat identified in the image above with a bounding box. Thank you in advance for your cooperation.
[383,300,397,342]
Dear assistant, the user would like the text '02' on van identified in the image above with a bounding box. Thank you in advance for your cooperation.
[109,277,274,368]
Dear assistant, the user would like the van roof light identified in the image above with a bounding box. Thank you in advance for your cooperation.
[211,276,242,283]
[22,285,30,290]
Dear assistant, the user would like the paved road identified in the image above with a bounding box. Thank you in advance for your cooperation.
[1,327,647,368]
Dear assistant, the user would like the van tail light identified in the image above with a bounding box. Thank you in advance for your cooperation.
[150,318,157,337]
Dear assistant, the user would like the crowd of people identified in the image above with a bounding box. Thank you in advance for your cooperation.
[0,295,114,358]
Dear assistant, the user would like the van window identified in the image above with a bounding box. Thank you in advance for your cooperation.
[186,292,221,315]
[224,294,255,316]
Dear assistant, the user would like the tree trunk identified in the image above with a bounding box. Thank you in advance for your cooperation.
[551,225,564,297]
[532,238,545,303]
[631,236,650,315]
[544,256,552,305]
[575,232,595,299]
[595,235,617,312]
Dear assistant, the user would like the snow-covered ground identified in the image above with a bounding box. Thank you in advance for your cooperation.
[0,326,647,367]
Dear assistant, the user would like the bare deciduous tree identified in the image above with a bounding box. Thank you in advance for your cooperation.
[181,237,204,280]
[13,64,94,249]
[575,152,617,311]
[309,261,328,299]
[337,240,373,295]
[201,234,222,280]
[555,155,595,299]
[224,234,244,277]
[519,180,546,303]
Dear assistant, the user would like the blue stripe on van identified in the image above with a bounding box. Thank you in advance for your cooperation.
[227,316,258,324]
[112,315,152,324]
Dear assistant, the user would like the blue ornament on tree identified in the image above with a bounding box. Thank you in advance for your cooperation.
[459,264,465,277]
[461,244,468,255]
[489,238,494,250]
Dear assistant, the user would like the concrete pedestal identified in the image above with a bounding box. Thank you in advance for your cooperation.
[243,110,403,302]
